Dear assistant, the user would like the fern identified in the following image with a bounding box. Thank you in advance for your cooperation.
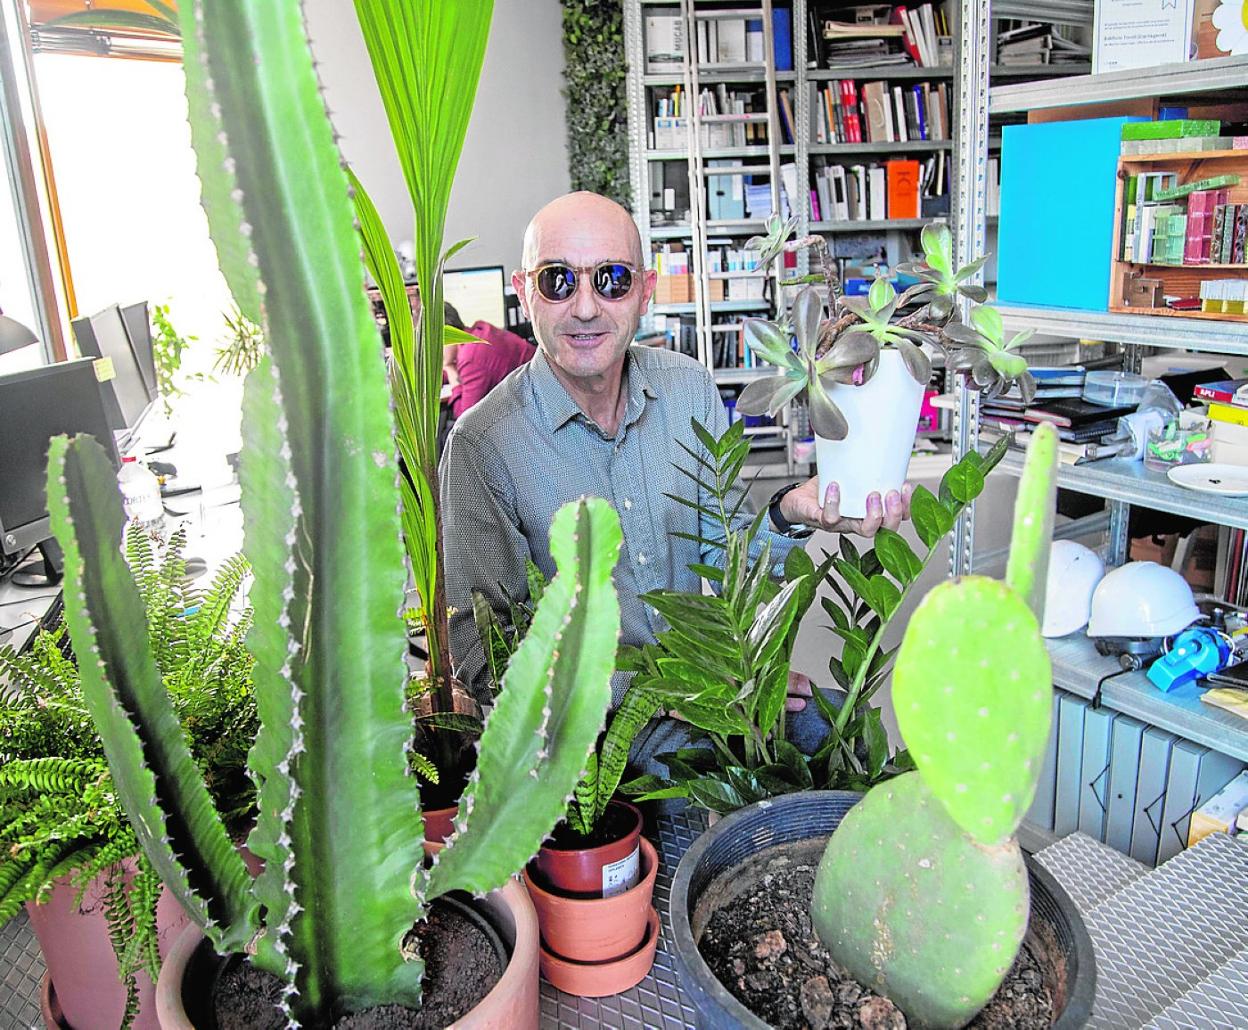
[0,527,256,1028]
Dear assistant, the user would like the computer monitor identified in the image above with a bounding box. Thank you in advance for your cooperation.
[0,358,121,580]
[120,300,158,396]
[443,265,506,328]
[71,303,156,435]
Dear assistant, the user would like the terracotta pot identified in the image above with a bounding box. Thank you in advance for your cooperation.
[538,907,660,997]
[531,800,642,897]
[523,836,658,964]
[423,804,458,844]
[25,857,190,1030]
[155,841,540,1029]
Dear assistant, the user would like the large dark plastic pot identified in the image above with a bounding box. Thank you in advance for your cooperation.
[669,790,1096,1029]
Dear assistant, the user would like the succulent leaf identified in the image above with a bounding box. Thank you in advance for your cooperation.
[1005,422,1059,622]
[742,318,795,368]
[737,374,795,415]
[792,286,823,360]
[968,305,1004,344]
[808,376,850,440]
[813,773,1029,1027]
[892,576,1052,845]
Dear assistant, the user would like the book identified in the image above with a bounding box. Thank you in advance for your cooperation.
[645,13,685,72]
[1022,397,1136,427]
[868,166,887,219]
[1221,203,1238,263]
[773,8,793,71]
[1235,205,1248,264]
[1194,378,1248,404]
[862,81,890,142]
[886,159,921,219]
[1121,119,1221,141]
[1209,401,1248,427]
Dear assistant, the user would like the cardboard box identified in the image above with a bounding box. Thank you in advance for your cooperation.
[1188,770,1248,847]
[653,276,725,305]
[1211,418,1248,465]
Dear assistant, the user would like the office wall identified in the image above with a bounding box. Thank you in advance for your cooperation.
[304,0,572,277]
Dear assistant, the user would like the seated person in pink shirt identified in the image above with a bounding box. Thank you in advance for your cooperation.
[442,303,537,420]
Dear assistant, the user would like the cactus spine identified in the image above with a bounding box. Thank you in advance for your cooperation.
[812,422,1060,1027]
[45,1,621,1024]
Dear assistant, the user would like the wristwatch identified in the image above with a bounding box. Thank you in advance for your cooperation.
[768,482,814,539]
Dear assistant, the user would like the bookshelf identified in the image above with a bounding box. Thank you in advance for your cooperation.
[954,23,1248,766]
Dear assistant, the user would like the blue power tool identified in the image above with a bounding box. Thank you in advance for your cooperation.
[1148,626,1233,692]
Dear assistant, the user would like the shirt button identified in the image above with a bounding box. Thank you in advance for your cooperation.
[624,498,633,510]
[638,553,648,565]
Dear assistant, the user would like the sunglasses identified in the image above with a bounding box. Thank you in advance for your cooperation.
[526,262,637,303]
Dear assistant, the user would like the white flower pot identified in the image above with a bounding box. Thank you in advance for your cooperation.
[814,349,926,520]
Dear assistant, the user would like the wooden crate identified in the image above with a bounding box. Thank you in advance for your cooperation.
[1109,150,1248,323]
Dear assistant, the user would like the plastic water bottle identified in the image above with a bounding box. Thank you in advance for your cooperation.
[118,456,164,533]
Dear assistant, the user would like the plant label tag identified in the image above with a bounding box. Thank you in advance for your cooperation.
[93,357,116,382]
[601,845,640,898]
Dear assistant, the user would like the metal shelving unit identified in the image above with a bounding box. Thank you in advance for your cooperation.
[953,29,1248,761]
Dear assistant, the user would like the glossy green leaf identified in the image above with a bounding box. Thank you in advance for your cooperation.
[909,485,954,550]
[872,529,922,587]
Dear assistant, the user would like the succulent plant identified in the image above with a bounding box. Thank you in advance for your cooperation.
[897,223,990,321]
[942,306,1038,403]
[42,1,623,1024]
[736,220,1035,440]
[744,212,799,269]
[811,422,1059,1027]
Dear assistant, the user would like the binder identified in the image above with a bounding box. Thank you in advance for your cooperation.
[1157,739,1204,865]
[1053,694,1087,837]
[1104,714,1145,855]
[1077,706,1116,841]
[1026,693,1061,832]
[1129,726,1176,866]
[1183,748,1245,849]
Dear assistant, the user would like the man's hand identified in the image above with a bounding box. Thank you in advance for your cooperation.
[786,670,812,713]
[779,477,912,537]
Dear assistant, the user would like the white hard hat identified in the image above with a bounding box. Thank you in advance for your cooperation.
[1086,561,1200,639]
[1042,540,1106,637]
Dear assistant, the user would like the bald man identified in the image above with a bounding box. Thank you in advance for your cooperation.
[439,192,907,710]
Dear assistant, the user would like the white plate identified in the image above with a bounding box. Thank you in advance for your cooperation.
[1167,463,1248,496]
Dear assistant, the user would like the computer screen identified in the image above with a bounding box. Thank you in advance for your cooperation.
[71,304,155,432]
[443,265,506,328]
[120,300,158,396]
[0,358,121,556]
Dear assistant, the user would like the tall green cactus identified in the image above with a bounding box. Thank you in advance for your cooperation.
[44,1,621,1024]
[812,422,1060,1028]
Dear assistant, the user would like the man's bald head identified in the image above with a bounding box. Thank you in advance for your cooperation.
[521,191,643,270]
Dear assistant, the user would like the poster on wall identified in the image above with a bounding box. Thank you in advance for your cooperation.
[1093,0,1195,73]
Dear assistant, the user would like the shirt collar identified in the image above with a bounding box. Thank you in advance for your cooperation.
[529,346,658,435]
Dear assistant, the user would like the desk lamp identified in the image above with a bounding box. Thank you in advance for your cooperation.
[0,312,38,355]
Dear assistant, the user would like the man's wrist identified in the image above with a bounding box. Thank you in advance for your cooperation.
[768,483,814,539]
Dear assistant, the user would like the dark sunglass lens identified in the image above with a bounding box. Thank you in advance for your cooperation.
[537,265,577,302]
[594,263,633,300]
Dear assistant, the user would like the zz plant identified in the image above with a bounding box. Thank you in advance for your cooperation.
[0,528,254,1028]
[737,223,1037,439]
[812,423,1059,1027]
[44,2,622,1025]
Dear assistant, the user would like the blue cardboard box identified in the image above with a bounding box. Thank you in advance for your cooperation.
[997,116,1146,312]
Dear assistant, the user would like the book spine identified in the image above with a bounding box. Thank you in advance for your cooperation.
[1235,205,1248,265]
[1221,203,1237,264]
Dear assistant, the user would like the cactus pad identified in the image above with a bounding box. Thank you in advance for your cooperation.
[812,772,1029,1028]
[892,577,1051,845]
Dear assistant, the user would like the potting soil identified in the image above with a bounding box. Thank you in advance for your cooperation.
[212,903,504,1028]
[697,845,1052,1030]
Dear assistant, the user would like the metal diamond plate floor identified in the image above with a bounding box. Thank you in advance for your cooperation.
[5,815,1247,1029]
[0,910,44,1029]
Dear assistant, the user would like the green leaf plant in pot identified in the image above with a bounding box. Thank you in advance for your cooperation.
[736,222,1036,519]
[0,529,255,1030]
[347,0,494,816]
[473,581,666,996]
[811,422,1064,1027]
[619,421,1009,819]
[41,2,625,1028]
[619,420,828,817]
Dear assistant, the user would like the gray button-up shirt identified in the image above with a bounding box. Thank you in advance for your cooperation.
[439,344,798,703]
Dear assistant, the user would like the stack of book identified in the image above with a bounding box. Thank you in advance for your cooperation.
[809,79,949,144]
[1119,119,1245,157]
[996,21,1090,66]
[1195,378,1248,466]
[809,158,932,222]
[807,3,951,69]
[1122,173,1246,266]
[980,367,1134,463]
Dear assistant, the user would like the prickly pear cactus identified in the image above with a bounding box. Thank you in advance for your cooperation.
[811,423,1059,1027]
[812,773,1029,1028]
[891,577,1051,844]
